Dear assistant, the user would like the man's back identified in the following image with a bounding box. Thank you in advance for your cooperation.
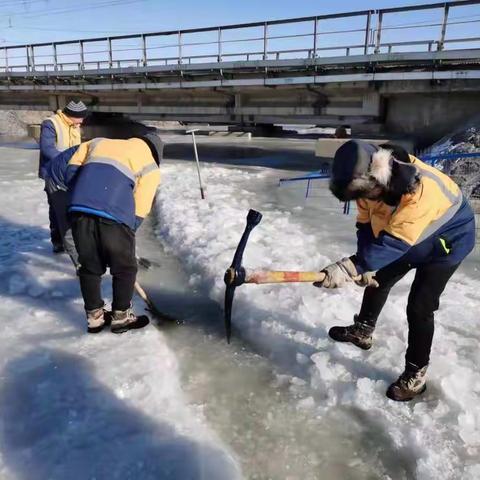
[67,137,160,230]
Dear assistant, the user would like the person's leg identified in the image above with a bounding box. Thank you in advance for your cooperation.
[71,214,106,321]
[45,190,63,252]
[405,262,460,368]
[357,261,413,327]
[49,190,79,266]
[63,227,79,268]
[99,220,148,333]
[99,220,137,311]
[386,262,460,401]
[329,261,412,349]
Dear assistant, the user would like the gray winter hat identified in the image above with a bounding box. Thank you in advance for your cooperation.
[139,133,164,165]
[63,100,88,118]
[330,140,379,201]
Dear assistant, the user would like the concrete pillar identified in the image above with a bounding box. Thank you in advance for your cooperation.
[362,91,381,116]
[235,93,242,109]
[48,95,58,111]
[57,95,67,110]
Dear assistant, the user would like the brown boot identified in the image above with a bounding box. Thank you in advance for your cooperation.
[328,315,374,350]
[111,306,149,334]
[86,307,105,334]
[86,306,112,333]
[386,363,427,402]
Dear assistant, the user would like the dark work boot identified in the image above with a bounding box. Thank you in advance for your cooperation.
[386,363,428,402]
[328,315,374,350]
[111,306,149,334]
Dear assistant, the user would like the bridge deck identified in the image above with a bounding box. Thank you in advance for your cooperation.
[0,0,478,87]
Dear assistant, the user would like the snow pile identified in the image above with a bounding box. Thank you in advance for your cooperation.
[429,117,480,199]
[0,149,241,480]
[156,161,480,479]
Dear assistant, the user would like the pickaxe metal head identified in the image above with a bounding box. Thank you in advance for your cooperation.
[223,209,262,343]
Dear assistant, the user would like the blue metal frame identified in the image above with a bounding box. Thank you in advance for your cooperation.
[278,152,479,214]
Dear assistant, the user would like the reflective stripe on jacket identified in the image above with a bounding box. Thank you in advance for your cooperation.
[354,156,475,272]
[66,138,160,230]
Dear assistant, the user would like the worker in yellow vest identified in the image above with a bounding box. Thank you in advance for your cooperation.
[39,100,87,254]
[65,134,163,334]
[315,140,475,401]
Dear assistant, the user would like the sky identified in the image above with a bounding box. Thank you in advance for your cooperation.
[0,0,478,67]
[0,0,478,45]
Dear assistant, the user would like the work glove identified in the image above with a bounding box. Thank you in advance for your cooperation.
[313,257,358,289]
[353,271,379,288]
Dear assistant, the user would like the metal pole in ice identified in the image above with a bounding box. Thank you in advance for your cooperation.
[186,128,205,199]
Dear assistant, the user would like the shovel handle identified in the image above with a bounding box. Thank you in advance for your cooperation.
[244,270,326,284]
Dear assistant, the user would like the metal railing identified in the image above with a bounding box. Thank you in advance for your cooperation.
[0,0,479,73]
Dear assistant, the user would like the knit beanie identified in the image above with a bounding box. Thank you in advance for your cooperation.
[63,100,88,118]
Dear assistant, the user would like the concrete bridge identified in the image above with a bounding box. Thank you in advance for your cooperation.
[1,0,480,144]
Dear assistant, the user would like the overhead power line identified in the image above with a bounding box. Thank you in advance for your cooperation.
[0,0,145,19]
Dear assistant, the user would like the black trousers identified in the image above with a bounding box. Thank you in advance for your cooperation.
[357,261,459,368]
[71,213,138,312]
[46,190,63,248]
[47,190,79,266]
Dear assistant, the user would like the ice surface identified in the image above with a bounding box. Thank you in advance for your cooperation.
[155,159,480,479]
[1,140,479,480]
[0,148,241,480]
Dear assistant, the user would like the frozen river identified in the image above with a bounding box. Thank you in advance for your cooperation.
[0,136,478,479]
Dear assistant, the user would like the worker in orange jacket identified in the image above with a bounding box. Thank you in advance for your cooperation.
[316,140,475,401]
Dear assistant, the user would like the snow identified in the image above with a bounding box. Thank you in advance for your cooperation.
[1,139,479,479]
[429,118,480,199]
[0,148,241,480]
[155,159,480,480]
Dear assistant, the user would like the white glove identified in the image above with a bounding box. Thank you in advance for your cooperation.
[314,257,358,289]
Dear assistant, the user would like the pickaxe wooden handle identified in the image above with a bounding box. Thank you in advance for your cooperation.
[224,267,326,285]
[243,269,326,284]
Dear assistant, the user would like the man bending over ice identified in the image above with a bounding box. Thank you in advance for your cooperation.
[65,134,163,334]
[314,140,475,401]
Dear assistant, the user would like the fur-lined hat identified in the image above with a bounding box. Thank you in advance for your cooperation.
[329,140,420,204]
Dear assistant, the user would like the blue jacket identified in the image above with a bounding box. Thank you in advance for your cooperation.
[353,157,476,273]
[38,120,61,179]
[355,197,475,272]
[66,138,160,231]
[44,146,79,193]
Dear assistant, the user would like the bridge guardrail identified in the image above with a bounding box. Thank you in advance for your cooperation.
[0,0,479,74]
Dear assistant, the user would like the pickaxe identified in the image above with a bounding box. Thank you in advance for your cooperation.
[223,209,326,343]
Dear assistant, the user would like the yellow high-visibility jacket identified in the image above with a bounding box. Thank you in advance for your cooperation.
[354,156,475,272]
[39,111,82,179]
[48,111,82,150]
[66,138,160,230]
